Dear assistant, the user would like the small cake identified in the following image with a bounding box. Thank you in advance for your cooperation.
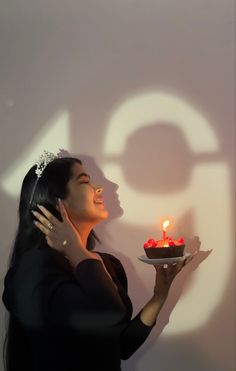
[143,237,185,259]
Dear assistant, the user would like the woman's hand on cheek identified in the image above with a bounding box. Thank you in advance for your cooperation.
[32,198,83,255]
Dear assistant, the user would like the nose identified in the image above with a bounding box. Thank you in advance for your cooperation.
[95,185,103,194]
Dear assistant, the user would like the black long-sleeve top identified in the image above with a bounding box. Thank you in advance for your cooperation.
[2,247,156,371]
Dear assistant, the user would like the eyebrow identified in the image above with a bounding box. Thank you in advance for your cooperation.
[75,172,91,181]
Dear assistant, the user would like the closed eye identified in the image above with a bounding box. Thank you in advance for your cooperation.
[79,179,90,184]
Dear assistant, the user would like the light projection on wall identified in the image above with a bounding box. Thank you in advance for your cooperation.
[101,92,231,335]
[1,109,70,196]
[0,92,231,336]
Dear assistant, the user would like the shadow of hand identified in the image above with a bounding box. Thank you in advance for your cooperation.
[185,235,212,271]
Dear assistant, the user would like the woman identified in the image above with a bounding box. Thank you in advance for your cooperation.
[2,150,194,371]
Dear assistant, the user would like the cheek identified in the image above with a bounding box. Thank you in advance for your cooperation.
[74,189,94,212]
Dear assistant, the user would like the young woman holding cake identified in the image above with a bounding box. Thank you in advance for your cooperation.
[2,150,194,371]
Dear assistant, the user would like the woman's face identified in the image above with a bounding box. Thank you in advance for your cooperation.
[63,163,108,224]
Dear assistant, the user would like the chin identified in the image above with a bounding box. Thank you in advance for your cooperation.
[97,209,109,222]
[101,210,109,220]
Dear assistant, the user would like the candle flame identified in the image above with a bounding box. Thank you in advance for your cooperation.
[162,220,170,230]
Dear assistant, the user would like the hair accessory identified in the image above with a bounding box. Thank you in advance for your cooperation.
[29,149,67,204]
[35,150,57,178]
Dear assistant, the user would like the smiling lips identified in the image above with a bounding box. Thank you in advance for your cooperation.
[94,197,104,204]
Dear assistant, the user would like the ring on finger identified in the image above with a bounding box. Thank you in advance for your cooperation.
[47,222,53,231]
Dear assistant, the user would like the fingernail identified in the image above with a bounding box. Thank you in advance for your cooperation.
[58,198,61,203]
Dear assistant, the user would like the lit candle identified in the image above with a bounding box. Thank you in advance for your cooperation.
[162,220,170,240]
[143,218,185,259]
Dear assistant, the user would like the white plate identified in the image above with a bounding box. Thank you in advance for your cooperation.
[137,252,191,265]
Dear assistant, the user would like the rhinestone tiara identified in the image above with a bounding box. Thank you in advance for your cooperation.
[35,150,57,178]
[29,149,67,204]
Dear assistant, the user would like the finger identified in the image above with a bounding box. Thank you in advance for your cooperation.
[153,264,162,273]
[34,220,51,236]
[165,262,182,276]
[161,265,170,276]
[58,198,69,221]
[36,205,60,225]
[45,235,53,247]
[32,210,54,230]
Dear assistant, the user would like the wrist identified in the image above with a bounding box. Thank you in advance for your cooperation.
[64,243,101,268]
[152,289,169,303]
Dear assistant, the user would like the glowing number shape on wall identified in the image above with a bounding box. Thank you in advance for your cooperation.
[101,92,231,334]
[0,109,70,197]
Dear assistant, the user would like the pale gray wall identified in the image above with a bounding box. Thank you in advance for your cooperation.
[0,1,235,371]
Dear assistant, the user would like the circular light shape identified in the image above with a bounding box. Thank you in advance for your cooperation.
[100,91,231,335]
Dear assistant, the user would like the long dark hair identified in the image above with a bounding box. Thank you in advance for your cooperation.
[2,156,100,371]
